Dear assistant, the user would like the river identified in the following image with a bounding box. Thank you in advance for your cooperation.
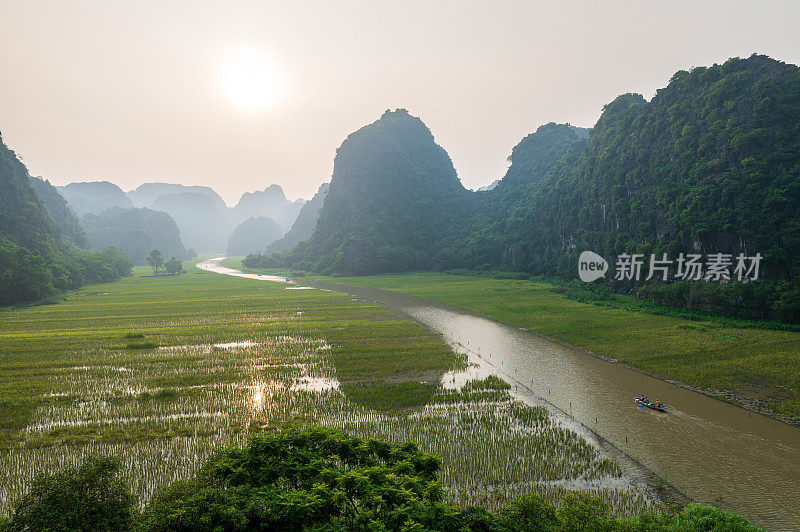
[198,258,800,530]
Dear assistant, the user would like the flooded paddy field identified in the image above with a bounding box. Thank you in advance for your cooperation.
[0,262,660,517]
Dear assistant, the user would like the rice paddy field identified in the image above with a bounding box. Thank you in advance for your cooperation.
[0,264,658,517]
[297,271,800,421]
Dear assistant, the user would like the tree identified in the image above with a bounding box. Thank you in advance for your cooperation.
[555,492,615,531]
[98,246,134,277]
[0,238,55,305]
[671,503,762,531]
[139,426,504,531]
[164,257,183,276]
[146,249,163,276]
[9,456,135,532]
[499,493,558,532]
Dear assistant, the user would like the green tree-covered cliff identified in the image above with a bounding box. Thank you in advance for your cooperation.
[0,135,131,306]
[250,109,469,274]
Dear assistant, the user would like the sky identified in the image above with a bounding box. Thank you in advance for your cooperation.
[2,1,800,206]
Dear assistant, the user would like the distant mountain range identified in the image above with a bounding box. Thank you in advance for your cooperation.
[57,181,134,216]
[45,179,309,255]
[128,183,228,212]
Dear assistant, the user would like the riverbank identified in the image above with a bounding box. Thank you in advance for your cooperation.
[295,276,800,530]
[302,278,690,510]
[292,272,800,424]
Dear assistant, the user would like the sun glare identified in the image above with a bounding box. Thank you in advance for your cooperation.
[220,48,282,113]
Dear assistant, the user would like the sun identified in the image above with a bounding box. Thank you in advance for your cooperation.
[220,48,282,113]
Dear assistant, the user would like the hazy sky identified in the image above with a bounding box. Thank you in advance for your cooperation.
[2,1,800,205]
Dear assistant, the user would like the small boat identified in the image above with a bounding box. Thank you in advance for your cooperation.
[635,396,667,412]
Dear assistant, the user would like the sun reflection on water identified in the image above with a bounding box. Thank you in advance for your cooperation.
[252,385,265,408]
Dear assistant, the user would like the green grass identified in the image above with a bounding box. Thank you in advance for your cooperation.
[305,272,800,420]
[125,341,159,349]
[220,256,244,269]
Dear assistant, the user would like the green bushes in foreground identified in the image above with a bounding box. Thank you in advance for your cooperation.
[5,456,135,532]
[1,426,761,531]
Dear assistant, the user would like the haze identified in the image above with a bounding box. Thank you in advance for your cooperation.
[2,0,799,204]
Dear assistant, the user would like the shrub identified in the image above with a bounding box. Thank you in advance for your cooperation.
[9,456,135,531]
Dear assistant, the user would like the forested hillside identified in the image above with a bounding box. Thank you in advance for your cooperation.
[251,109,469,274]
[0,135,131,306]
[28,177,87,248]
[486,56,800,275]
[83,207,189,265]
[265,182,329,253]
[227,216,282,256]
[467,54,800,321]
[458,122,590,270]
[0,139,56,255]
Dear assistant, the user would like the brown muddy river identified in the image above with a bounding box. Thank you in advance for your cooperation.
[201,259,800,530]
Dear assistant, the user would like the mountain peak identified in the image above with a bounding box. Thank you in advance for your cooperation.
[274,110,467,274]
[57,181,134,216]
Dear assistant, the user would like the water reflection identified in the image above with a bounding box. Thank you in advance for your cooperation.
[252,385,264,407]
[290,376,339,392]
[197,257,293,283]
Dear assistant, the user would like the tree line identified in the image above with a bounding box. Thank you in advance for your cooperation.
[0,426,760,531]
